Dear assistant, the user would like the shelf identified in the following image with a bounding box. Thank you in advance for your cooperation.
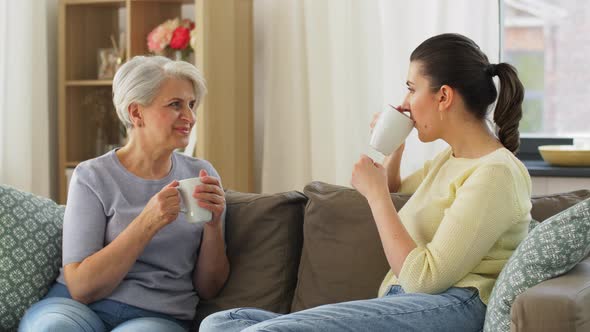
[64,3,125,80]
[130,0,192,3]
[67,80,113,86]
[64,0,125,6]
[58,0,254,203]
[64,85,118,163]
[522,160,590,177]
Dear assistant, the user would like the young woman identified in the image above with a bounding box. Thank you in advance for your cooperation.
[200,33,532,332]
[20,56,229,332]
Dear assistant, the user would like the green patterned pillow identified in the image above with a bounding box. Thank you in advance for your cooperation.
[0,185,65,331]
[528,218,540,232]
[484,198,590,332]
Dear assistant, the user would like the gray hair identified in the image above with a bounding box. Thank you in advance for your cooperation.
[112,55,207,129]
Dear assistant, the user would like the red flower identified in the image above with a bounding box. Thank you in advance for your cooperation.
[169,27,190,50]
[181,18,195,30]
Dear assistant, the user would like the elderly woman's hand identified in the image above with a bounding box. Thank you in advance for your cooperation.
[193,169,225,228]
[140,181,182,230]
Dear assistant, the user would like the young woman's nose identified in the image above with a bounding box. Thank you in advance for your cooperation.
[401,92,411,111]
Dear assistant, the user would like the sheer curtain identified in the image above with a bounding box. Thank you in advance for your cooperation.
[0,0,57,198]
[255,0,500,193]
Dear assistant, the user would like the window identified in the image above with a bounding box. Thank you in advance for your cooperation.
[501,0,589,137]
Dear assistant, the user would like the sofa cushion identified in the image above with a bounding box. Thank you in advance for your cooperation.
[531,189,590,222]
[194,190,307,328]
[290,182,411,312]
[528,218,540,232]
[484,198,590,332]
[0,185,65,331]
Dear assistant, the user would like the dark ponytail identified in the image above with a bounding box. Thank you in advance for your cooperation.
[491,63,524,153]
[410,33,525,153]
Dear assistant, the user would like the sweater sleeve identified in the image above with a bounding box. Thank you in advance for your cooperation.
[396,163,527,294]
[62,166,107,266]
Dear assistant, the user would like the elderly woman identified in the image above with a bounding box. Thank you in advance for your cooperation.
[19,56,229,332]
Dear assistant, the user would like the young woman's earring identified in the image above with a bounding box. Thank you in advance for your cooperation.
[439,111,444,121]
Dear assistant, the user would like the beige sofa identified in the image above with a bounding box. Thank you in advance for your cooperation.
[5,182,588,331]
[193,182,590,331]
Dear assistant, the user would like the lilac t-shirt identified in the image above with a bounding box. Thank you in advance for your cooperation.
[56,150,225,320]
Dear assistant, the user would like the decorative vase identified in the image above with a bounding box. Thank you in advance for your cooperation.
[169,49,193,63]
[174,50,183,61]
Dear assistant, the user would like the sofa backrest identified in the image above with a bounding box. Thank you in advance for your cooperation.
[531,189,590,222]
[193,190,307,328]
[195,184,590,330]
[290,182,410,311]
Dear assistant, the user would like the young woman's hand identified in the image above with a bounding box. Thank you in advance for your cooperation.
[193,169,225,228]
[351,155,390,202]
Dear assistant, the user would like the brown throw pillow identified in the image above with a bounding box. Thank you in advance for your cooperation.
[291,181,411,312]
[194,190,307,328]
[531,189,590,222]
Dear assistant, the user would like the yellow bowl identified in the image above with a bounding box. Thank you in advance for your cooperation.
[538,145,590,167]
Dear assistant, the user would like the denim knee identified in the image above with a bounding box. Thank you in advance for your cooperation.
[112,317,187,332]
[19,297,105,332]
[199,310,229,331]
[200,309,253,332]
[200,308,284,332]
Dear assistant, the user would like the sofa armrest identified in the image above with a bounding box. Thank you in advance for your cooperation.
[510,254,590,332]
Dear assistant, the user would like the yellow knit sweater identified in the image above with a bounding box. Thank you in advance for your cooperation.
[378,147,532,304]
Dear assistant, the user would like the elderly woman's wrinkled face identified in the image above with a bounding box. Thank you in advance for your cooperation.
[139,78,196,150]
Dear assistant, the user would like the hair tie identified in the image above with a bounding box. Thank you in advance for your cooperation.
[486,64,498,77]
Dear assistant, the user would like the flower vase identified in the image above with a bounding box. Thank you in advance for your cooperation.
[174,50,183,61]
[170,49,193,63]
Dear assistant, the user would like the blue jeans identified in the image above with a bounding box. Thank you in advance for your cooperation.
[200,286,486,332]
[19,282,191,332]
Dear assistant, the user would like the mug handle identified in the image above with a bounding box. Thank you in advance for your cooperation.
[177,187,188,214]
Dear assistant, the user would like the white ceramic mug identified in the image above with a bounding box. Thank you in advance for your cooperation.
[177,177,213,224]
[369,105,414,155]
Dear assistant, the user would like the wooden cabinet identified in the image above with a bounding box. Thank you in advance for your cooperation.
[58,0,253,203]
